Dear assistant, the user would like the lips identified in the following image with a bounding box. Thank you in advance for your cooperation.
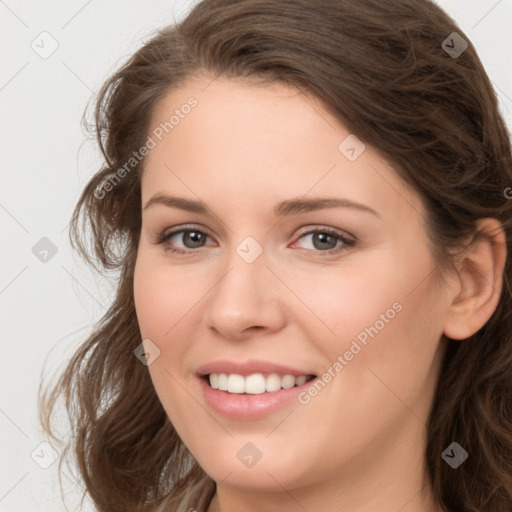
[195,359,318,418]
[196,359,316,394]
[196,359,316,379]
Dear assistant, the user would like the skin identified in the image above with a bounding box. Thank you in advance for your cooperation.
[133,75,506,512]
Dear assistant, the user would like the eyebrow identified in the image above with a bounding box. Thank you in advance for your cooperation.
[143,193,380,218]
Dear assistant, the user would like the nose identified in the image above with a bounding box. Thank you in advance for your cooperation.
[203,246,286,340]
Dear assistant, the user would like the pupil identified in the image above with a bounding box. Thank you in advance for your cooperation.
[186,231,204,248]
[314,233,335,250]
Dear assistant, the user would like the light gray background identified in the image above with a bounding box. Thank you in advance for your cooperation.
[1,1,511,511]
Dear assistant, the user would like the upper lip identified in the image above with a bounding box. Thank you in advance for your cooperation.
[196,359,316,377]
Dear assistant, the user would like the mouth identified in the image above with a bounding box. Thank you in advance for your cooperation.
[203,372,317,395]
[196,362,320,419]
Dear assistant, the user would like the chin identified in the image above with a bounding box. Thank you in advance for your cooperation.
[194,446,311,491]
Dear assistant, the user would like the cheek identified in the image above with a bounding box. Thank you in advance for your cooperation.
[133,255,203,340]
[295,249,444,394]
[309,259,445,431]
[133,257,200,431]
[275,255,409,349]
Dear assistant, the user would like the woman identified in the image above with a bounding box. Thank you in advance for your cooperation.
[39,0,512,511]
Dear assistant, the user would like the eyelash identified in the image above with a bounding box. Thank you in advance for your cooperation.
[153,224,356,257]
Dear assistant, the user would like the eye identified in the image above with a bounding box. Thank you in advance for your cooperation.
[155,225,212,254]
[153,224,355,256]
[292,227,355,256]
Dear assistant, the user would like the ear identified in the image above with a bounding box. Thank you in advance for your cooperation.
[443,217,507,340]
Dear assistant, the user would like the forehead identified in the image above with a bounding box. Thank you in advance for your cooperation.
[141,75,422,224]
[146,75,341,158]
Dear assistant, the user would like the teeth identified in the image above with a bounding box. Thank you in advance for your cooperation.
[266,373,282,392]
[227,374,245,393]
[245,373,266,394]
[295,375,307,386]
[217,373,228,391]
[209,373,219,389]
[281,375,296,389]
[208,372,312,394]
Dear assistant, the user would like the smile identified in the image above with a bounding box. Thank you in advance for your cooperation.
[207,372,316,394]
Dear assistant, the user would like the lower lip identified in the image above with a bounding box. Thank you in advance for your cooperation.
[197,376,316,420]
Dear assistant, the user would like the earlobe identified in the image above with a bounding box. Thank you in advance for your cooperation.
[443,218,507,341]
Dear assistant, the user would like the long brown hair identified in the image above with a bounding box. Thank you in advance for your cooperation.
[39,1,512,511]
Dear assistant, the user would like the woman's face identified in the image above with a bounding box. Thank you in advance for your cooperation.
[134,76,453,504]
